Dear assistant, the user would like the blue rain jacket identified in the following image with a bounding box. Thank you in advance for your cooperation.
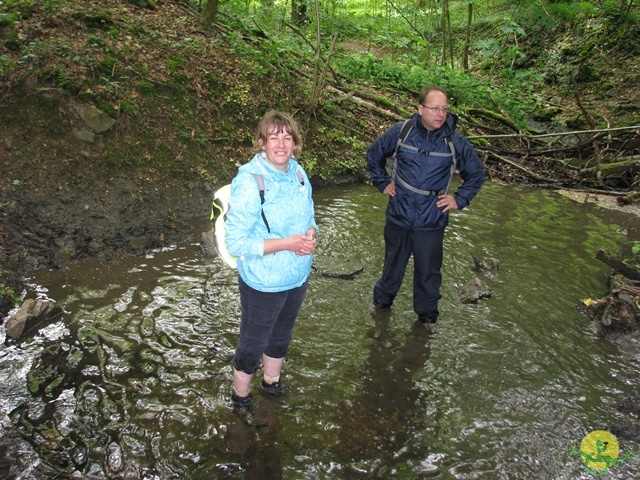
[225,153,317,292]
[366,113,485,230]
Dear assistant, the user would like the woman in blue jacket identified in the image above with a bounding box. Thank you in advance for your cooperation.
[367,86,485,330]
[225,110,317,417]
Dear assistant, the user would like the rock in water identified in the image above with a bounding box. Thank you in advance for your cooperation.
[458,277,492,304]
[5,298,64,339]
[472,255,500,273]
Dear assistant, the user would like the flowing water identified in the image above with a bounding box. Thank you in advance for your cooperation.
[1,182,639,479]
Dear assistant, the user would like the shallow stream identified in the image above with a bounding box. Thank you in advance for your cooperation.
[1,182,639,479]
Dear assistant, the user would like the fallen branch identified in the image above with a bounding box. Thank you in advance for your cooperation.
[596,249,640,281]
[579,157,640,178]
[486,151,559,183]
[467,125,640,140]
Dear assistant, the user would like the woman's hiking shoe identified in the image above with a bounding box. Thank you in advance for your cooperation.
[261,379,289,396]
[231,392,255,424]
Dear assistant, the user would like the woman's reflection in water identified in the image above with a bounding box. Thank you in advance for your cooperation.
[226,395,283,479]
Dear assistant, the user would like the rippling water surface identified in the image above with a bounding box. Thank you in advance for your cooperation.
[1,182,639,479]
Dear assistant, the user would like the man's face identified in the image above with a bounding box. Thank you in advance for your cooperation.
[418,91,448,131]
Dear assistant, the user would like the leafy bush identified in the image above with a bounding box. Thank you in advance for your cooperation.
[333,51,539,125]
[544,1,595,23]
[599,0,640,52]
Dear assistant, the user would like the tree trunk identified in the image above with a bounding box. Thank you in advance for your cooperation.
[292,0,308,26]
[203,0,218,23]
[440,0,448,66]
[462,2,473,70]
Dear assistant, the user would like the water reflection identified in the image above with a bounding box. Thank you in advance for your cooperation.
[1,182,639,479]
[331,309,434,477]
[225,396,283,479]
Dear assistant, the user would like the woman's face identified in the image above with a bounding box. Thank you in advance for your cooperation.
[261,127,294,172]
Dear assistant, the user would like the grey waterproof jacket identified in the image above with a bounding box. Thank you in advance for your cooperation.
[366,112,485,230]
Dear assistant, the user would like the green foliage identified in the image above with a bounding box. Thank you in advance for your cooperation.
[42,67,72,89]
[522,10,557,30]
[0,54,12,74]
[87,34,108,50]
[335,54,403,84]
[96,56,118,76]
[543,1,595,23]
[0,12,19,27]
[0,269,21,310]
[631,242,640,270]
[599,0,640,53]
[119,98,139,116]
[2,0,635,188]
[332,52,538,125]
[80,10,115,30]
[139,81,156,95]
[475,21,526,74]
[1,0,38,16]
[476,38,501,59]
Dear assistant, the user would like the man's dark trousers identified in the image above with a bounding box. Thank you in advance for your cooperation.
[373,220,444,319]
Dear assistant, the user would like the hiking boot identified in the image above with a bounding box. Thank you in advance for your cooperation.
[417,315,437,334]
[231,392,255,424]
[261,379,289,396]
[373,301,392,309]
[418,315,438,332]
[418,314,437,324]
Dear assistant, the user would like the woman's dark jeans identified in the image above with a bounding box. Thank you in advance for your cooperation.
[232,276,308,375]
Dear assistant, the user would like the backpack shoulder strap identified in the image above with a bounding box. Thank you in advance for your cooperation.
[395,119,413,156]
[251,173,266,203]
[249,171,303,233]
[390,119,413,181]
[443,135,457,194]
[250,173,271,233]
[445,135,456,168]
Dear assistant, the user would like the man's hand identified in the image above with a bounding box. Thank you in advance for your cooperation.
[436,194,458,212]
[383,181,396,197]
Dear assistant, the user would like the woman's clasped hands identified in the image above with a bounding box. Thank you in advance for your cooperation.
[292,228,316,256]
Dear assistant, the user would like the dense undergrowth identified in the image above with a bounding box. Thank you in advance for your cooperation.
[1,0,637,181]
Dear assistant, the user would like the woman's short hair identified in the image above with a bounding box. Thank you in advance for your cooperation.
[254,110,303,157]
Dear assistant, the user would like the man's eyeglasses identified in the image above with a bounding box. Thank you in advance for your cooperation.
[422,105,448,113]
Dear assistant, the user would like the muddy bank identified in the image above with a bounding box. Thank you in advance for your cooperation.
[0,172,212,317]
[1,178,210,271]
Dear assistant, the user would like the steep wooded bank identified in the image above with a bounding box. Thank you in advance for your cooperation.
[0,0,639,317]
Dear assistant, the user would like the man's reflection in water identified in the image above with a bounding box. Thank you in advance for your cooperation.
[332,308,433,473]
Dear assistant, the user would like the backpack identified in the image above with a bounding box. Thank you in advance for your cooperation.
[211,171,305,268]
[391,119,458,195]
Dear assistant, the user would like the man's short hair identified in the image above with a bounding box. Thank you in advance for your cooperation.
[419,86,448,106]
